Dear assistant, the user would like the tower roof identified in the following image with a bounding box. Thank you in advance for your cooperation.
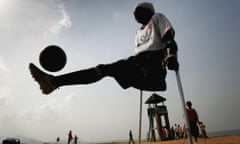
[145,93,166,104]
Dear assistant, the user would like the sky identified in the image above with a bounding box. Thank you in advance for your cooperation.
[0,0,240,143]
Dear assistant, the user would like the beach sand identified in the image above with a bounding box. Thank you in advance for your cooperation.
[105,135,240,144]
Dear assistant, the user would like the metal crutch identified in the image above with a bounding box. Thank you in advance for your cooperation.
[175,70,193,144]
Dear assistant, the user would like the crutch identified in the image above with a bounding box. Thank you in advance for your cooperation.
[165,45,193,144]
[175,70,193,144]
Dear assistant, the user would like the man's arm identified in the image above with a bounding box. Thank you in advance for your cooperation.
[162,29,179,71]
[194,109,200,123]
[162,28,177,55]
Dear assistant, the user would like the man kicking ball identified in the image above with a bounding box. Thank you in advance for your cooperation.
[29,2,178,95]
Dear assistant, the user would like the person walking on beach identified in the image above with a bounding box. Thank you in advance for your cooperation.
[174,124,179,139]
[170,126,175,140]
[56,137,60,143]
[182,123,187,138]
[186,101,200,144]
[68,130,73,144]
[73,135,78,144]
[29,2,178,95]
[129,130,135,144]
[199,121,208,138]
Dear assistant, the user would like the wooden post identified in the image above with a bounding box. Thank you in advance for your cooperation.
[138,90,143,144]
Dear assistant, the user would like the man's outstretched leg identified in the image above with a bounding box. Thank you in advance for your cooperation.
[29,63,104,94]
[29,51,167,95]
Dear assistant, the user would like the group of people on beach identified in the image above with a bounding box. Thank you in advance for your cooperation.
[169,122,207,140]
[143,101,207,143]
[56,130,78,144]
[167,101,208,143]
[169,124,187,140]
[67,130,78,144]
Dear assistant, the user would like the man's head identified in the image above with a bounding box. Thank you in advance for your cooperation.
[134,2,155,25]
[186,101,192,108]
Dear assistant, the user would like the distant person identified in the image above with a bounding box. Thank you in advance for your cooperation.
[174,124,179,139]
[182,123,187,138]
[186,101,200,144]
[177,124,183,138]
[68,130,73,144]
[170,126,175,140]
[73,135,78,144]
[199,121,208,138]
[56,137,60,143]
[129,130,135,144]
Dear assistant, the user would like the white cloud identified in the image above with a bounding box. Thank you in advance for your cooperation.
[48,3,72,35]
[0,80,11,101]
[0,1,72,43]
[0,57,11,72]
[58,4,72,28]
[0,112,18,136]
[20,99,60,121]
[19,93,77,122]
[0,57,12,97]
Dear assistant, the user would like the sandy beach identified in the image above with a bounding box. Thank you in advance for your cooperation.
[104,135,240,144]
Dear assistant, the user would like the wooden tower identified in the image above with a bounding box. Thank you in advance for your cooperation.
[145,93,170,141]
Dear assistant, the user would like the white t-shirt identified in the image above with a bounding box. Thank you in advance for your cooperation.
[135,13,173,55]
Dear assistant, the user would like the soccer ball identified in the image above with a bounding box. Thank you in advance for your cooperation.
[39,45,67,72]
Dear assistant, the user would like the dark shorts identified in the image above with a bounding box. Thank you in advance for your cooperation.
[99,50,167,91]
[190,122,199,137]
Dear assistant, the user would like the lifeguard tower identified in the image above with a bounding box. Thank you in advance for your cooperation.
[145,93,170,141]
